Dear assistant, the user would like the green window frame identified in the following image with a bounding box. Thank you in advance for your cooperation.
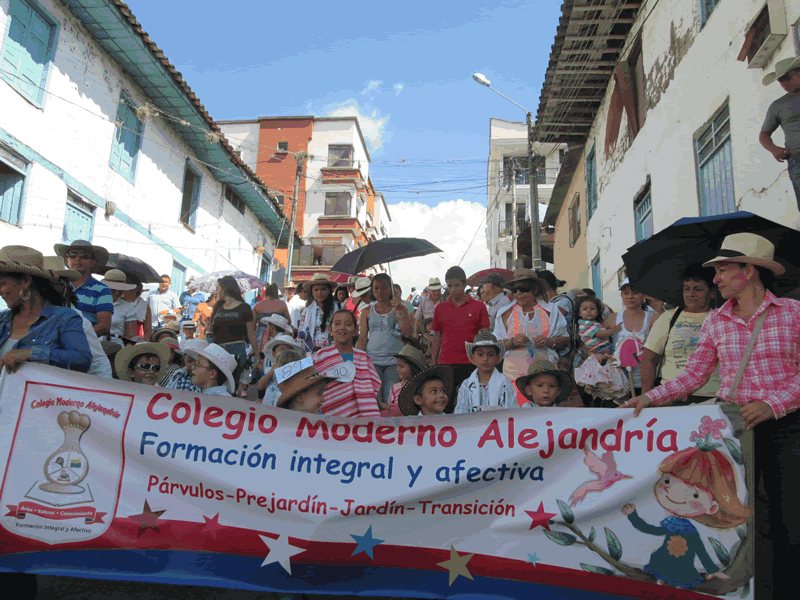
[110,93,144,183]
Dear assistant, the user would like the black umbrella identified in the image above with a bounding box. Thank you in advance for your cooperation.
[330,237,442,275]
[98,253,162,284]
[622,211,800,306]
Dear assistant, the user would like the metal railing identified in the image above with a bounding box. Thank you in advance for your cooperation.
[499,218,527,235]
[497,167,559,187]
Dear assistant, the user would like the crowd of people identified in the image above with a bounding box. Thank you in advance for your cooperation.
[1,230,797,596]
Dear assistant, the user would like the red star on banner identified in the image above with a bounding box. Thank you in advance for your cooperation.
[91,512,107,524]
[525,502,557,531]
[127,500,166,535]
[201,513,225,540]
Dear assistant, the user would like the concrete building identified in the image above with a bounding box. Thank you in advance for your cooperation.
[537,0,799,309]
[219,116,392,288]
[0,0,296,294]
[485,118,566,269]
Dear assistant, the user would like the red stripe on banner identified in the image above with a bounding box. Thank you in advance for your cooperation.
[0,517,716,599]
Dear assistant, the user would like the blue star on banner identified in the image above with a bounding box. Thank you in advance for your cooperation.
[350,525,385,559]
[527,552,540,566]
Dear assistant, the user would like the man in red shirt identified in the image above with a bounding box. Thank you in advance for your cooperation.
[430,266,490,412]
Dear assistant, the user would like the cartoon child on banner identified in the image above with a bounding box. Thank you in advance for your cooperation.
[621,418,751,589]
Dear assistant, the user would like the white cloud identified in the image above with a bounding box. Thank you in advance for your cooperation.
[385,199,490,296]
[393,82,404,96]
[361,80,382,95]
[325,100,389,151]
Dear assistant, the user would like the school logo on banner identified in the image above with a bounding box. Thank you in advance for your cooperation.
[0,381,134,545]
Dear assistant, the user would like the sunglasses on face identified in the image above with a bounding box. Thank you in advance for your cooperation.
[134,362,160,372]
[66,251,94,260]
[511,286,534,294]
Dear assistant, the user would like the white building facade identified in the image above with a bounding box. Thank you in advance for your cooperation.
[0,0,293,293]
[485,118,565,269]
[540,0,799,307]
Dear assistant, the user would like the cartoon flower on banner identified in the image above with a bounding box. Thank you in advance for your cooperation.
[691,416,728,441]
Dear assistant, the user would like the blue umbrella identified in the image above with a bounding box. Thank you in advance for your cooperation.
[622,211,800,305]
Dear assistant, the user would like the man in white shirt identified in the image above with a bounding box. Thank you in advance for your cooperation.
[148,274,181,328]
[481,273,512,329]
[287,283,307,330]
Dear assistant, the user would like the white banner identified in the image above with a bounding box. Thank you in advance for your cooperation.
[0,364,753,599]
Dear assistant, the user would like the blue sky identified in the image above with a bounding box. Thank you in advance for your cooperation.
[129,0,562,287]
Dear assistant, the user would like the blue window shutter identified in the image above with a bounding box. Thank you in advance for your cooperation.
[62,200,94,243]
[110,96,142,181]
[110,100,127,173]
[0,170,25,225]
[1,1,33,91]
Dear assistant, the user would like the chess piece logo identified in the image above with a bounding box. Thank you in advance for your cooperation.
[38,411,91,495]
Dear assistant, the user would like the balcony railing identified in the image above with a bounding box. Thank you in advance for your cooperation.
[499,218,527,236]
[497,167,559,187]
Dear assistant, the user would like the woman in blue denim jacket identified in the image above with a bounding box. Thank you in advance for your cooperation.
[0,246,92,374]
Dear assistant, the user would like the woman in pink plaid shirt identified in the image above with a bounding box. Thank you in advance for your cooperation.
[625,233,799,598]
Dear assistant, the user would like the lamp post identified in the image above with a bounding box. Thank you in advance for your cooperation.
[473,73,543,269]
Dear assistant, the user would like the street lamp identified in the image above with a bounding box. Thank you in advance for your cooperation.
[473,73,543,269]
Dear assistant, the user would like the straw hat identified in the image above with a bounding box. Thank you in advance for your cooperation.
[763,56,800,85]
[0,246,62,283]
[260,313,292,334]
[505,268,546,291]
[185,343,238,394]
[101,269,136,291]
[53,240,109,267]
[427,277,442,291]
[465,332,503,356]
[152,327,179,342]
[389,344,428,372]
[350,276,372,298]
[397,365,454,416]
[276,359,337,408]
[263,333,303,355]
[115,342,171,382]
[702,233,785,275]
[514,360,573,404]
[306,272,336,292]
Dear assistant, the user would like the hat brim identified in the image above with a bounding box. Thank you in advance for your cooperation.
[763,57,800,85]
[465,341,503,357]
[187,348,237,394]
[0,260,61,284]
[351,287,371,298]
[388,348,427,372]
[515,368,573,404]
[54,243,109,267]
[701,255,786,275]
[114,343,171,383]
[103,280,136,291]
[264,337,303,355]
[276,372,337,408]
[152,328,179,341]
[504,275,545,288]
[397,365,454,416]
[260,316,293,332]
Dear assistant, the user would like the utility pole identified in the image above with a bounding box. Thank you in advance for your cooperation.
[527,111,543,269]
[285,150,308,287]
[510,160,518,269]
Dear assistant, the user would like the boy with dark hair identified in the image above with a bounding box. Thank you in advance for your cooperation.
[455,333,515,413]
[430,266,490,412]
[398,365,453,416]
[760,56,800,209]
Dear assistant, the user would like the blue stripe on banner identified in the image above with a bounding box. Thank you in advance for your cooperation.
[0,550,626,599]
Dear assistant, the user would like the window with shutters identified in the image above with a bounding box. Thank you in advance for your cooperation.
[180,161,202,230]
[225,185,245,215]
[586,145,598,221]
[0,0,58,107]
[0,146,28,225]
[568,193,581,247]
[695,103,735,216]
[171,262,186,296]
[591,254,602,300]
[109,93,144,183]
[634,187,653,242]
[62,192,95,243]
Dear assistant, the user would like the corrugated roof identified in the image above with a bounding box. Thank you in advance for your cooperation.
[60,0,301,249]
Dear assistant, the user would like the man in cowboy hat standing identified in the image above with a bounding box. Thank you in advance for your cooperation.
[54,240,113,337]
[626,232,800,597]
[414,277,443,336]
[760,56,800,209]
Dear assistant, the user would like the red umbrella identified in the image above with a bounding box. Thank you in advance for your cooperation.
[466,268,513,287]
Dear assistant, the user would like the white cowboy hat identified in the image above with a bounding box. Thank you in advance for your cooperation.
[763,56,800,86]
[180,320,197,329]
[114,342,171,383]
[263,333,303,355]
[702,232,785,275]
[427,277,442,291]
[53,239,109,267]
[350,276,372,298]
[260,313,292,333]
[186,343,238,394]
[0,246,63,283]
[180,338,208,354]
[465,332,503,357]
[101,269,136,291]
